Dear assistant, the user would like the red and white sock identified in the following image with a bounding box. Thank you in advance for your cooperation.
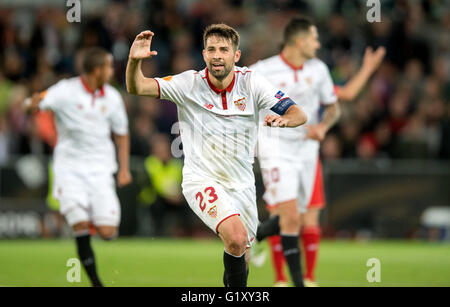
[268,235,287,283]
[301,226,321,281]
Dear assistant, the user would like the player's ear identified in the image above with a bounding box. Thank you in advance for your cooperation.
[234,49,241,63]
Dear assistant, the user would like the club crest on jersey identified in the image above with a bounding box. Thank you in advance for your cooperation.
[207,206,217,218]
[233,97,247,111]
[275,91,285,99]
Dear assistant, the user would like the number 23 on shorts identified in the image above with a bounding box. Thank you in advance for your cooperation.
[196,186,218,211]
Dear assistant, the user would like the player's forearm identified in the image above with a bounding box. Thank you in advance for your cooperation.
[113,133,130,172]
[282,105,307,127]
[23,92,44,112]
[125,59,159,97]
[126,58,144,94]
[320,103,341,131]
[338,67,373,101]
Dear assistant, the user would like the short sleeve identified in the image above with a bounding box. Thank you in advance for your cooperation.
[109,93,129,136]
[39,80,66,111]
[250,71,284,110]
[154,70,195,105]
[318,63,338,105]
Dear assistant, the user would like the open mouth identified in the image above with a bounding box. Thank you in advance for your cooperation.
[212,63,224,69]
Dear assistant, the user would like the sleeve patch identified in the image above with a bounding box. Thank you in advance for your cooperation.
[275,91,285,99]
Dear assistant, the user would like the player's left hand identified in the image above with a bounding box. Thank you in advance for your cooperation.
[305,123,327,141]
[117,169,132,187]
[264,115,289,127]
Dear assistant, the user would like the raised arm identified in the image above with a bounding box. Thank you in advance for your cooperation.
[126,30,160,97]
[338,46,386,102]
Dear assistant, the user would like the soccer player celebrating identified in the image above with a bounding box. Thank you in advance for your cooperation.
[126,24,307,287]
[25,47,132,287]
[250,17,386,287]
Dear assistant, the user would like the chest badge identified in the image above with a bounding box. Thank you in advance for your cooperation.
[233,97,247,111]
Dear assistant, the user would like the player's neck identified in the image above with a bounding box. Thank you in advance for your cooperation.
[280,47,306,69]
[207,68,235,91]
[80,74,102,93]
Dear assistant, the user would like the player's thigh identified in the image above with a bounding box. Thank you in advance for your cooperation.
[260,163,299,210]
[90,174,121,228]
[301,208,321,227]
[277,199,301,233]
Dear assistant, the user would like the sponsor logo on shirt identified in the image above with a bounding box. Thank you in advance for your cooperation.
[162,75,173,81]
[233,97,247,111]
[275,91,285,99]
[204,103,214,110]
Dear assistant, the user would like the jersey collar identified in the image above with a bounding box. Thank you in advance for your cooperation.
[205,67,235,94]
[80,76,105,97]
[279,53,304,71]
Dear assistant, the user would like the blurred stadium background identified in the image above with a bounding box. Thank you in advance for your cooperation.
[0,0,449,286]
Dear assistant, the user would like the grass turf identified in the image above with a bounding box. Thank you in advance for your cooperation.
[0,238,449,287]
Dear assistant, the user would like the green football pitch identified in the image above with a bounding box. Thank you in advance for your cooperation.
[0,238,449,287]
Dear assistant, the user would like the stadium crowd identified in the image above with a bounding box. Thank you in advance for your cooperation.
[0,0,449,166]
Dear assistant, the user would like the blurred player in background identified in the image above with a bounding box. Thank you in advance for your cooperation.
[126,24,307,287]
[24,47,132,287]
[250,16,385,287]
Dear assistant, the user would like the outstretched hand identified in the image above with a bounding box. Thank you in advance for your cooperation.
[129,30,158,60]
[362,46,386,74]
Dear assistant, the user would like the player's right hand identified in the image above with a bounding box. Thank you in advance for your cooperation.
[129,30,158,60]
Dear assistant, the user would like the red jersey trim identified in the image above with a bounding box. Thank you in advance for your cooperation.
[279,53,304,70]
[205,67,236,94]
[216,213,240,234]
[154,79,161,99]
[80,76,105,97]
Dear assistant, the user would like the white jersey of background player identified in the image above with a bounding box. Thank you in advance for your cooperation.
[251,54,337,210]
[26,47,131,287]
[38,76,129,227]
[126,24,306,287]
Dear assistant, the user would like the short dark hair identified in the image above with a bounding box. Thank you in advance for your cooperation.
[203,23,240,50]
[81,47,111,73]
[283,16,315,46]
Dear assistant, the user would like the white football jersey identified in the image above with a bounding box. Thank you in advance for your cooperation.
[39,77,128,173]
[250,54,337,161]
[155,66,289,190]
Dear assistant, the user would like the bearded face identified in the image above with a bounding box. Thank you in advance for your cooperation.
[203,36,240,81]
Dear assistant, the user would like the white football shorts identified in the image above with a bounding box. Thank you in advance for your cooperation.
[182,179,258,246]
[260,155,319,213]
[52,167,121,227]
